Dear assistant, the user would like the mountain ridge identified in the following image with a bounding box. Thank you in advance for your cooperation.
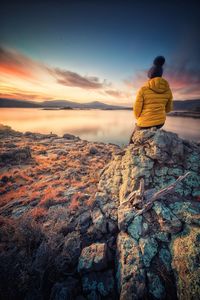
[1,97,200,110]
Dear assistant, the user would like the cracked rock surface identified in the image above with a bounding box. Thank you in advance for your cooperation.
[0,124,200,299]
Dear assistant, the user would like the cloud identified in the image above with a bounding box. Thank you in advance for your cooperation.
[0,88,55,101]
[123,61,200,100]
[105,89,131,98]
[164,61,200,99]
[48,67,107,89]
[0,47,39,79]
[0,46,109,91]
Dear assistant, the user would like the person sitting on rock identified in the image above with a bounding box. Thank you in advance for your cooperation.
[130,56,173,144]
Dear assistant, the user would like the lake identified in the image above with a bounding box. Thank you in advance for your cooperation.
[1,108,200,146]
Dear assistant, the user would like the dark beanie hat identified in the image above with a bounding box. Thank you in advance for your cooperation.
[148,56,165,79]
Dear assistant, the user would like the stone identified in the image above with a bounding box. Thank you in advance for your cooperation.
[139,237,158,267]
[147,272,166,299]
[77,211,91,233]
[89,147,98,155]
[127,215,143,240]
[82,270,115,297]
[159,247,172,271]
[12,206,30,218]
[50,278,79,300]
[0,146,32,165]
[63,133,80,140]
[116,232,146,299]
[118,209,136,231]
[62,232,82,266]
[91,208,107,233]
[78,243,108,273]
[154,232,170,242]
[153,201,182,234]
[170,226,200,299]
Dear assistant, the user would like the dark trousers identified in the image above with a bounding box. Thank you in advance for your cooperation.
[129,123,164,144]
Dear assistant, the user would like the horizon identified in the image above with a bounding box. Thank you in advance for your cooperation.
[1,0,200,105]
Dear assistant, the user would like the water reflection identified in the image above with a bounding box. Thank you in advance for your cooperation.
[0,108,200,145]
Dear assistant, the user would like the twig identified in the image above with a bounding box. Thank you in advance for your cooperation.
[120,178,145,207]
[134,172,191,217]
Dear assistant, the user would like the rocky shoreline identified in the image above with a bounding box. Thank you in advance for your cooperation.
[0,124,200,299]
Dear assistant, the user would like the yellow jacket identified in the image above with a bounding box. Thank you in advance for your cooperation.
[133,77,173,127]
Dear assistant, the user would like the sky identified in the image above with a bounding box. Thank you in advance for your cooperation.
[0,0,200,106]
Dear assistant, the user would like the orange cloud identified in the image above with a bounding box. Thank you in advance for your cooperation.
[0,47,41,80]
[0,46,131,104]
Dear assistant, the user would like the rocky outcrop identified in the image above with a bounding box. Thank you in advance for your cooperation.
[0,146,32,165]
[94,128,200,299]
[0,126,200,299]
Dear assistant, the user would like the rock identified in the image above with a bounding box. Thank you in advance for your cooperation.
[82,270,115,297]
[63,133,80,140]
[77,211,92,233]
[78,243,108,273]
[0,146,32,165]
[127,215,143,240]
[169,201,200,225]
[170,226,200,299]
[12,206,30,218]
[147,271,166,299]
[62,232,82,266]
[24,131,57,139]
[1,126,200,300]
[91,208,107,233]
[50,278,79,300]
[89,146,98,155]
[139,237,158,267]
[116,232,146,299]
[0,124,23,137]
[153,201,182,234]
[159,247,172,271]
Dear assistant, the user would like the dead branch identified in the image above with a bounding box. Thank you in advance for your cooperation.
[134,171,191,217]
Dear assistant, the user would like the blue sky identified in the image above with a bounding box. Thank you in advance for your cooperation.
[1,0,200,104]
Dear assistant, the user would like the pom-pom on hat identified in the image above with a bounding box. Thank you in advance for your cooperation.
[148,56,165,79]
[153,56,165,66]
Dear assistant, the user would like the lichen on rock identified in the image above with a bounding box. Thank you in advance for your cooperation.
[1,126,200,299]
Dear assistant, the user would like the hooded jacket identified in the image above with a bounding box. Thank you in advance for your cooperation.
[133,77,173,127]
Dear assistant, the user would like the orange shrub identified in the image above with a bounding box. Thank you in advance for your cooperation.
[29,207,46,219]
[68,192,82,210]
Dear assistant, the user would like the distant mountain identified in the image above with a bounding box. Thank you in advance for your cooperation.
[0,98,130,110]
[41,100,129,110]
[0,98,42,108]
[173,100,200,111]
[1,97,200,111]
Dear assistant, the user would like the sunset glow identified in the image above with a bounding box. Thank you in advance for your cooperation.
[1,1,199,105]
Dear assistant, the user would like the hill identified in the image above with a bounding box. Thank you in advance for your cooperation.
[1,97,200,111]
[0,98,129,110]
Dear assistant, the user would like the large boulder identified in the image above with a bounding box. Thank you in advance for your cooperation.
[78,243,108,273]
[99,128,200,299]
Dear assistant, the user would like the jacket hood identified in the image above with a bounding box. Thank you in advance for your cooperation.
[147,77,169,93]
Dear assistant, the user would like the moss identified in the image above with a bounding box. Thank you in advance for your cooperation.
[171,226,200,299]
[169,202,200,225]
[154,232,170,242]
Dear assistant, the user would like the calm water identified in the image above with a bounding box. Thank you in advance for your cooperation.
[0,108,200,146]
